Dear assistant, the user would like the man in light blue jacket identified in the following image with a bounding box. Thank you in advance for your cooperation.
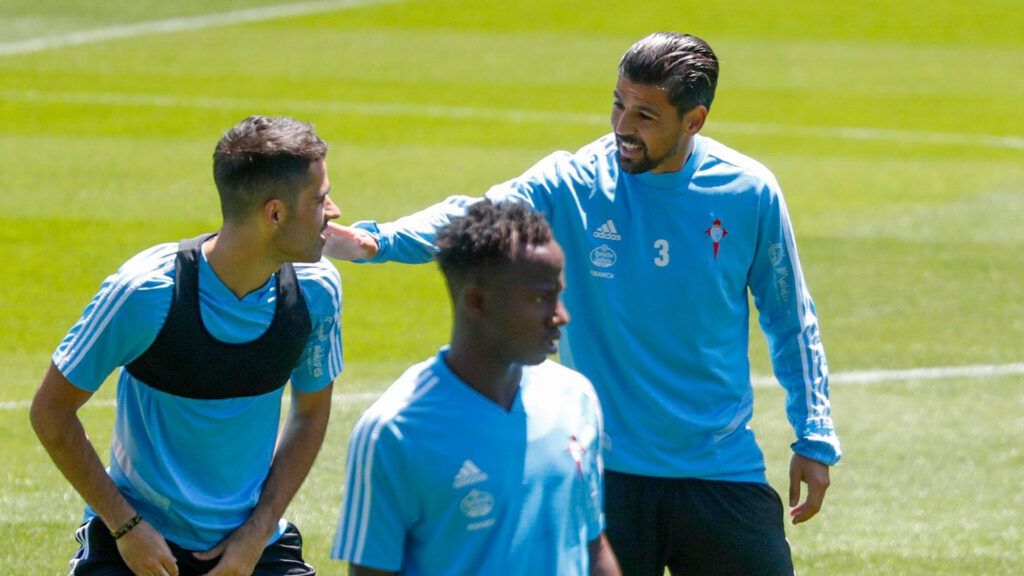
[327,32,840,576]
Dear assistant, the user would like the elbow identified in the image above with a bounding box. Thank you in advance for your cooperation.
[29,395,56,444]
[29,396,55,445]
[29,392,73,448]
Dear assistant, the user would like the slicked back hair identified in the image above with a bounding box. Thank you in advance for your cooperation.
[213,115,328,222]
[436,200,553,285]
[618,32,719,117]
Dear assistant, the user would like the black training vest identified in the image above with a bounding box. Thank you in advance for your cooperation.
[125,234,312,400]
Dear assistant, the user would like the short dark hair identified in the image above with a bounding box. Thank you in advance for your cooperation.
[212,115,328,221]
[436,200,553,281]
[618,32,719,116]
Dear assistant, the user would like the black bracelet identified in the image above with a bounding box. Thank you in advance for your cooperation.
[110,514,143,540]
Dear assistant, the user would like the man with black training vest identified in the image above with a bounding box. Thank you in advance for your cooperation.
[31,115,343,576]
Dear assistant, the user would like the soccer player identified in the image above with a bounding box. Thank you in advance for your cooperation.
[326,32,841,575]
[331,201,620,575]
[30,116,344,576]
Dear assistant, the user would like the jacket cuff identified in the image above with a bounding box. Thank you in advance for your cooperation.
[791,417,842,465]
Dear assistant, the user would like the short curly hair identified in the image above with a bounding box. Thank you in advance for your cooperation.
[436,200,553,278]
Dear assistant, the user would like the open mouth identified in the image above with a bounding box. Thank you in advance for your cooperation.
[545,331,561,351]
[617,137,645,157]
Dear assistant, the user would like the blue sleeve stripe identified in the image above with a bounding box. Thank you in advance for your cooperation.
[58,251,175,377]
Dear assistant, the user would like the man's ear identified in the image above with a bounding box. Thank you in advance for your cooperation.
[462,283,486,315]
[263,198,287,227]
[682,105,708,136]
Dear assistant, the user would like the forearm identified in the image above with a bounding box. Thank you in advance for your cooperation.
[243,385,333,539]
[359,195,478,264]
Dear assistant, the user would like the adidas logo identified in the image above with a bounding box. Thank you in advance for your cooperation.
[452,459,489,489]
[592,219,622,241]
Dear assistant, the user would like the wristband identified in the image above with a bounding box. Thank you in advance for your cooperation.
[110,514,143,540]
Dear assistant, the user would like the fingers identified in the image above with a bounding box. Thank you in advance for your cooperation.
[118,521,178,576]
[195,542,261,576]
[788,461,802,508]
[162,555,180,576]
[788,454,831,525]
[124,556,177,576]
[794,477,827,524]
[192,543,225,562]
[323,223,379,260]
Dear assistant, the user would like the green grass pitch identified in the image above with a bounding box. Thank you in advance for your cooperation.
[1,0,1022,573]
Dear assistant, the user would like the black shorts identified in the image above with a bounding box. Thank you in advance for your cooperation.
[68,517,315,576]
[604,470,795,576]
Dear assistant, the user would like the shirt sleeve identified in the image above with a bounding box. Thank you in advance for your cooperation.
[748,179,842,466]
[52,262,173,392]
[291,258,343,392]
[332,414,416,571]
[355,151,574,264]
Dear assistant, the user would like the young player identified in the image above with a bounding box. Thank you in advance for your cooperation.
[332,201,619,575]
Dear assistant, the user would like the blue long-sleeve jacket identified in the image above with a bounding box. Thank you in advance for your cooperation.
[357,133,840,482]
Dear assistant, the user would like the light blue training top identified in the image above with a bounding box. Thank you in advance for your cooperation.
[53,241,343,550]
[333,350,605,575]
[353,133,840,482]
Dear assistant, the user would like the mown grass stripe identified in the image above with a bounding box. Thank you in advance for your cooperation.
[2,88,1022,150]
[5,362,1022,411]
[0,0,401,57]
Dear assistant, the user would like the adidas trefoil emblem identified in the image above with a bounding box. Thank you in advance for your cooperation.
[453,459,489,489]
[593,219,622,241]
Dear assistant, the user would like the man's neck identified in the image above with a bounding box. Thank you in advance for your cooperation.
[203,226,281,299]
[444,339,521,411]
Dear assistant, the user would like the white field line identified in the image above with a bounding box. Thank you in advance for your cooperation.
[3,363,1022,411]
[1,88,1021,151]
[750,362,1024,387]
[0,0,400,57]
[0,391,381,412]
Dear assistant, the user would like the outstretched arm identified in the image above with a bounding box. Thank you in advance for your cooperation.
[323,195,481,264]
[194,383,333,575]
[31,363,178,576]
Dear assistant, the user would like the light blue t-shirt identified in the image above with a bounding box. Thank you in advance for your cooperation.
[53,241,343,550]
[332,350,604,575]
[355,133,840,482]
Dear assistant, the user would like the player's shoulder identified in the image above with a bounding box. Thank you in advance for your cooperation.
[699,135,781,192]
[107,242,179,295]
[293,257,342,305]
[526,360,600,403]
[526,134,615,184]
[358,356,444,426]
[576,133,617,161]
[571,134,619,176]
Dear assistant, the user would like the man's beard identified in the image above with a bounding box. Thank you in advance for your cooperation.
[615,135,679,174]
[617,152,657,174]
